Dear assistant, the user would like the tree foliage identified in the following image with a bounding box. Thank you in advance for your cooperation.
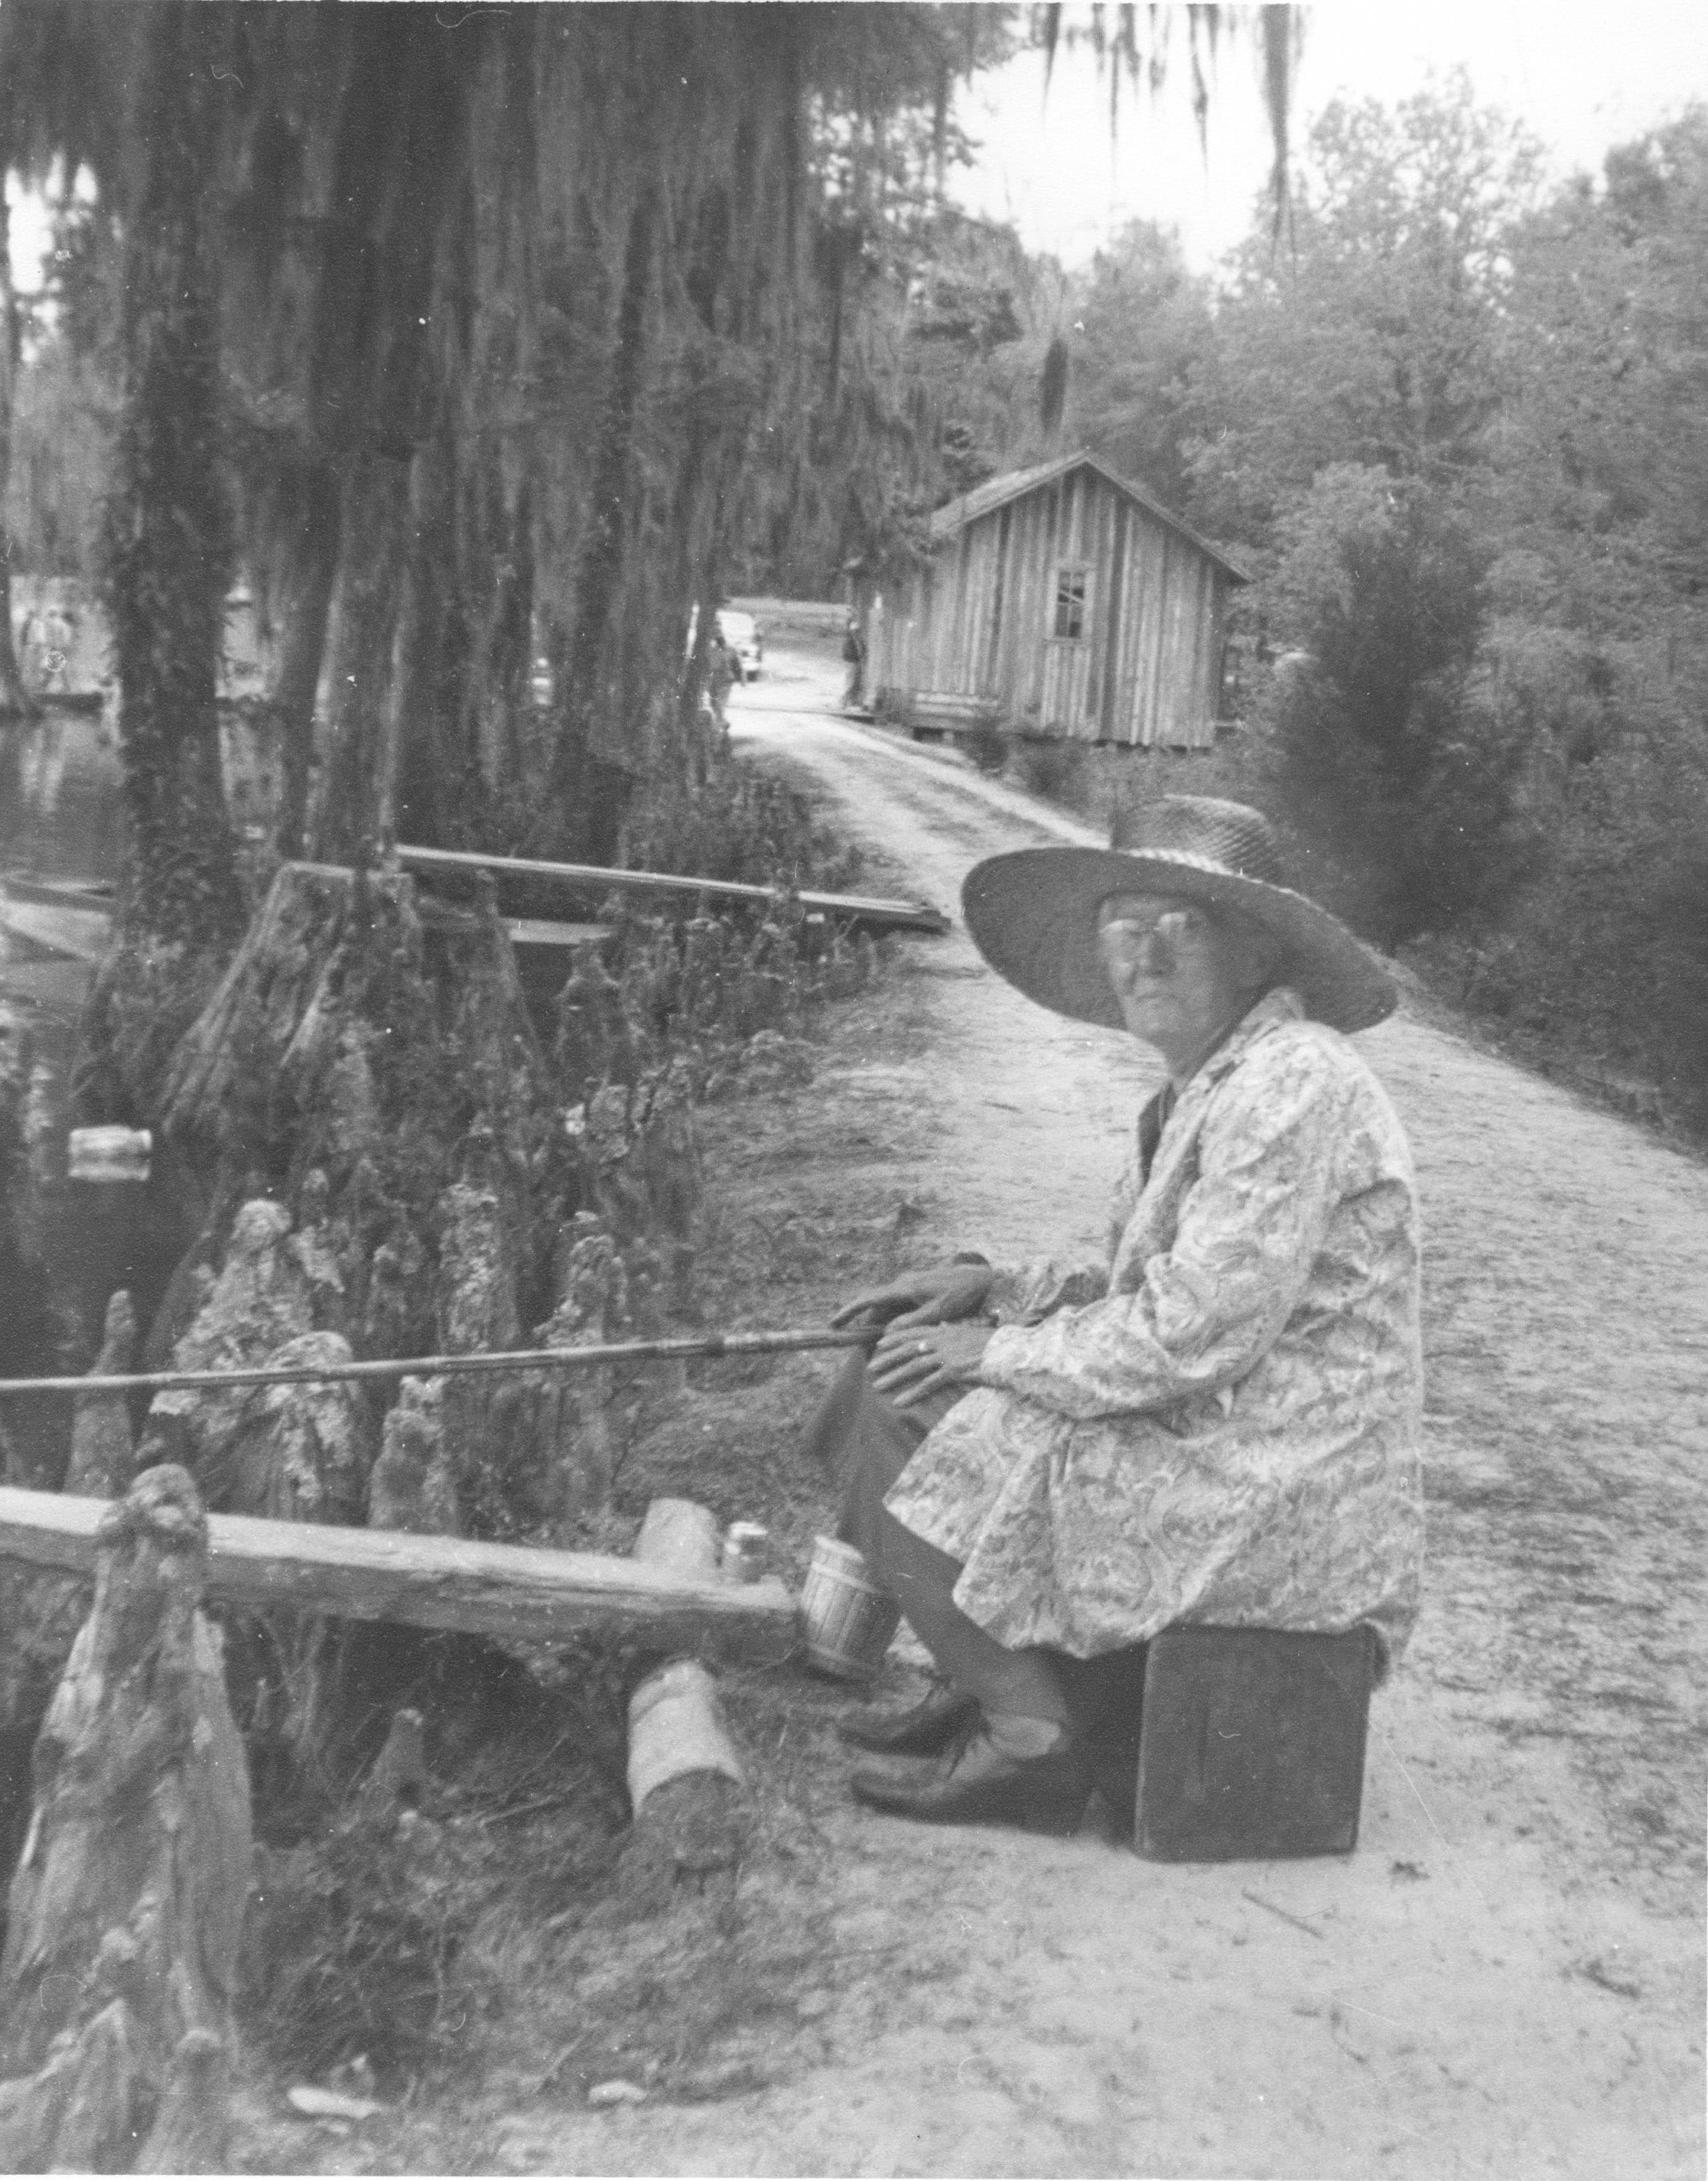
[1055,78,1708,1116]
[1262,466,1533,946]
[1300,94,1704,1109]
[737,109,1041,595]
[1466,107,1708,1105]
[1186,77,1544,540]
[1065,220,1212,509]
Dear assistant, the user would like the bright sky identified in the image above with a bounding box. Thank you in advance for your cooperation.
[9,5,1705,288]
[949,1,1708,268]
[5,164,86,298]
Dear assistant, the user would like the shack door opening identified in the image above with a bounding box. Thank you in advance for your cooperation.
[1042,562,1095,731]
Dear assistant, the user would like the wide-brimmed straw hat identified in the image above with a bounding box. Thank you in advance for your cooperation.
[962,796,1396,1034]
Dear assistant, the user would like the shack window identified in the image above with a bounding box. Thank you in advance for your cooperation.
[1052,565,1088,640]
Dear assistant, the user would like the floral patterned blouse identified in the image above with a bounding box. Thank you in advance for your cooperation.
[885,988,1425,1671]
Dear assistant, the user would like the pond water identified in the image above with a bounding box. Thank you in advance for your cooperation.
[1,702,188,1436]
[2,568,275,881]
[0,597,302,1428]
[0,701,125,885]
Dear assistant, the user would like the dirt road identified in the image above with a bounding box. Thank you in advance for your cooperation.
[488,643,1708,2180]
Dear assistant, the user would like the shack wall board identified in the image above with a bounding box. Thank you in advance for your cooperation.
[869,461,1235,749]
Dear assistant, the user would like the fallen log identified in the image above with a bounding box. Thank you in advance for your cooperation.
[0,1486,799,1663]
[394,841,950,935]
[619,1499,750,1911]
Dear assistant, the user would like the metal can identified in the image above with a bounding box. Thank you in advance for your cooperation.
[67,1125,151,1184]
[721,1521,769,1584]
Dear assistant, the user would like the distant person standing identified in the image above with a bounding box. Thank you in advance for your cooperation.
[842,614,867,709]
[35,601,75,694]
[16,606,47,694]
[708,628,736,729]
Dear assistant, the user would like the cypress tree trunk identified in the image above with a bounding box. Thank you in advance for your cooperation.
[102,2,242,942]
[0,196,36,718]
[393,29,540,851]
[384,430,452,849]
[388,428,534,851]
[307,451,410,860]
[302,22,477,864]
[267,462,342,858]
[550,181,659,851]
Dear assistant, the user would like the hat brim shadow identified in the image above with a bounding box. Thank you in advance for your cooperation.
[961,848,1397,1036]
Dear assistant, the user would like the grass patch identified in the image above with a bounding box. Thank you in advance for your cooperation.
[243,1801,505,2086]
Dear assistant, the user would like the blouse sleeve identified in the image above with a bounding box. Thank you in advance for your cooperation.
[974,1034,1352,1420]
[986,1255,1110,1324]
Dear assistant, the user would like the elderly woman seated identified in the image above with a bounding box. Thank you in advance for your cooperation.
[808,796,1423,1833]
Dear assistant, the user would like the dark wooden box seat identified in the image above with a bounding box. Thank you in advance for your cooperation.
[1134,1623,1377,1862]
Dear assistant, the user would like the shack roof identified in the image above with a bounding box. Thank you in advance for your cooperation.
[926,450,1253,584]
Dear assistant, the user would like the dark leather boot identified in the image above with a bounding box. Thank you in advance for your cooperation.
[851,1718,1090,1834]
[838,1685,981,1757]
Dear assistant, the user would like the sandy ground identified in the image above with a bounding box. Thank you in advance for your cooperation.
[470,645,1708,2179]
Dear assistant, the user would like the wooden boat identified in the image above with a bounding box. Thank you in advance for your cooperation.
[0,872,114,964]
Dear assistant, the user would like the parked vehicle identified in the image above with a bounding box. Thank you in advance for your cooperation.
[715,608,763,681]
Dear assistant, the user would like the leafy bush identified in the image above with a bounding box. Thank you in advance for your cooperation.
[959,720,1009,776]
[1009,736,1087,802]
[1263,466,1537,949]
[620,763,866,897]
[1483,722,1708,1121]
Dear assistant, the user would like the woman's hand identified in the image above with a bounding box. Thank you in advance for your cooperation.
[830,1261,994,1332]
[867,1320,993,1407]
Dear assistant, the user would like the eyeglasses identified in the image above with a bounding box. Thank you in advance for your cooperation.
[1095,905,1210,968]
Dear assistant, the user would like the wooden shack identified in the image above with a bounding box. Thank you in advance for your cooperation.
[867,451,1250,749]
